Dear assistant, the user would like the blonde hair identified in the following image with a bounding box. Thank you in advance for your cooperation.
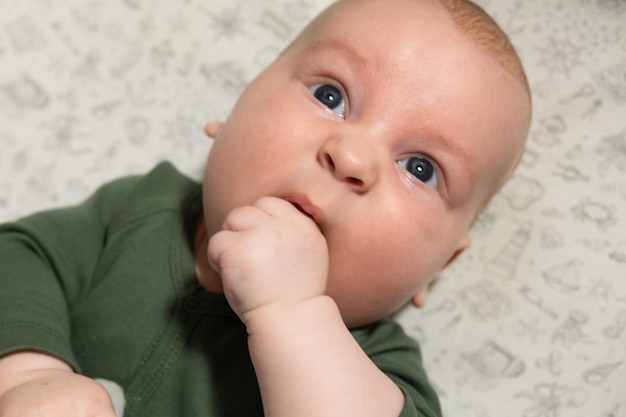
[436,0,530,98]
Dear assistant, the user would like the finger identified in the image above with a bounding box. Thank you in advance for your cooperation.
[207,229,232,274]
[252,196,299,217]
[253,196,320,229]
[222,205,271,231]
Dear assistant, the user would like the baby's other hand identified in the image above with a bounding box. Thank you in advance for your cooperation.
[208,196,329,323]
[0,352,117,417]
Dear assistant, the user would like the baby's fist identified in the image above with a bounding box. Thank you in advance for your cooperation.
[208,197,329,321]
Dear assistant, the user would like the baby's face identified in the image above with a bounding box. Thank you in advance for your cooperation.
[203,0,530,326]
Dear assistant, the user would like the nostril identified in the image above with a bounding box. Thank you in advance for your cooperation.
[324,153,335,170]
[347,177,364,187]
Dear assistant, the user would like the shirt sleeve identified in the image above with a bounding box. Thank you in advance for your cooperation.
[351,319,442,417]
[0,174,141,372]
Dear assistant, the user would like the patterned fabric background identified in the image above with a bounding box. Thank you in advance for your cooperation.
[1,1,625,416]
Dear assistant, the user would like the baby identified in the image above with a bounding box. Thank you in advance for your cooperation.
[0,0,531,416]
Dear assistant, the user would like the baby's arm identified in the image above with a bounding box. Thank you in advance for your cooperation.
[0,351,117,417]
[209,197,405,417]
[0,175,143,417]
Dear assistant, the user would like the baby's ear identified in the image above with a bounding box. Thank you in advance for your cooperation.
[204,122,223,138]
[411,289,429,309]
[440,235,471,273]
[411,235,471,309]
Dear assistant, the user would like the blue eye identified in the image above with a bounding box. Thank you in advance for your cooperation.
[310,84,346,118]
[398,156,438,189]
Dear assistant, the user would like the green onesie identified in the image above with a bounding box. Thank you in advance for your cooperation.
[0,162,441,417]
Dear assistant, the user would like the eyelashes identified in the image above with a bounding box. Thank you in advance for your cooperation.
[310,84,346,119]
[398,156,438,189]
[309,81,441,191]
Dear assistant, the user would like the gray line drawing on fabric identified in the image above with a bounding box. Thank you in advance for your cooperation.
[0,73,50,110]
[50,21,81,56]
[595,59,626,102]
[501,176,546,210]
[553,163,590,182]
[423,299,457,317]
[459,281,511,320]
[594,0,626,15]
[583,362,622,386]
[282,0,321,21]
[150,40,175,71]
[515,383,588,417]
[203,4,248,41]
[200,61,248,93]
[559,83,594,105]
[177,45,199,77]
[540,227,565,250]
[126,80,157,107]
[586,277,614,302]
[258,9,295,40]
[163,110,199,149]
[72,1,103,33]
[85,145,119,175]
[24,163,60,201]
[542,260,581,293]
[552,310,592,349]
[123,0,147,10]
[532,114,568,148]
[571,199,616,230]
[73,50,103,82]
[125,116,152,146]
[603,309,626,339]
[601,404,621,417]
[469,209,497,236]
[535,351,563,377]
[517,318,547,343]
[609,246,626,264]
[519,285,559,320]
[461,340,525,378]
[582,98,603,120]
[4,16,47,53]
[137,15,156,37]
[92,100,123,120]
[110,42,142,78]
[485,225,531,280]
[541,114,567,136]
[499,2,526,35]
[40,115,90,155]
[536,36,583,77]
[439,314,463,333]
[0,35,7,57]
[597,129,626,172]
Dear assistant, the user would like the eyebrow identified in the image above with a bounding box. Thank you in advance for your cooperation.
[436,133,471,172]
[309,37,475,200]
[434,132,474,201]
[307,38,369,71]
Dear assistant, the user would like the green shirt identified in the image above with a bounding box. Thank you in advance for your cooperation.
[0,162,441,417]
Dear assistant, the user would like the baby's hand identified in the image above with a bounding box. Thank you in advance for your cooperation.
[0,365,117,417]
[208,196,329,323]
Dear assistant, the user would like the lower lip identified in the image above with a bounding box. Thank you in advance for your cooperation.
[292,202,310,217]
[285,199,322,230]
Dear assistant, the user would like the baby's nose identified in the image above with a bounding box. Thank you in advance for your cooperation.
[318,135,379,193]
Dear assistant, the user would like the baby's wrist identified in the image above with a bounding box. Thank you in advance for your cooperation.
[242,295,341,336]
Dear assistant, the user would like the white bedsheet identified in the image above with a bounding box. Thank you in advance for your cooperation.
[1,1,624,416]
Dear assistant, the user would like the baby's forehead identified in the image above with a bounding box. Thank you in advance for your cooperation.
[309,0,529,98]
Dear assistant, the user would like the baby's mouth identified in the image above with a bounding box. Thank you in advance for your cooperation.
[292,202,313,219]
[283,195,324,231]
